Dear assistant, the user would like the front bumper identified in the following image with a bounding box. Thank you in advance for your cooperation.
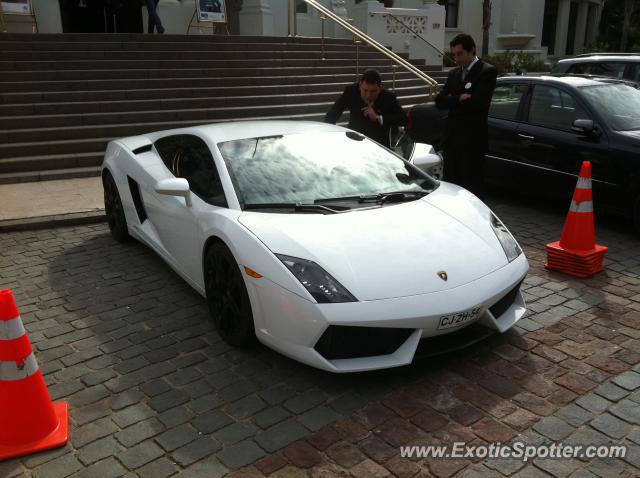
[247,254,528,373]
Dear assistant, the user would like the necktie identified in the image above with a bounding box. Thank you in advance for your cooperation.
[462,67,468,81]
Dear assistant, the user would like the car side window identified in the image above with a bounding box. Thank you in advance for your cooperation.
[489,84,528,121]
[567,62,626,79]
[154,135,183,174]
[154,135,227,207]
[527,85,588,131]
[631,64,640,83]
[179,136,227,207]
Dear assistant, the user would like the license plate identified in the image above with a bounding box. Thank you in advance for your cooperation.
[438,306,482,330]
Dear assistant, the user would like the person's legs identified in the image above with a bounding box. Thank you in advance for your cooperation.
[154,0,165,33]
[459,148,485,199]
[145,0,155,33]
[145,0,164,33]
[442,143,460,186]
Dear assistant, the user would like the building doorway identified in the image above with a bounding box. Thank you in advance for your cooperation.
[59,0,143,33]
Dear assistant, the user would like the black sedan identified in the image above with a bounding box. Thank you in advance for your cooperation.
[406,75,640,230]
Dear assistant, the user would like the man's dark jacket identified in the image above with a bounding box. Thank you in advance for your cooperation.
[324,83,407,147]
[435,59,497,151]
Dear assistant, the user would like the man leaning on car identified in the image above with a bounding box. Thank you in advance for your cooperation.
[436,33,497,199]
[324,69,407,148]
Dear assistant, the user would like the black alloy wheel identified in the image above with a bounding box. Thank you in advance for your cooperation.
[103,172,130,243]
[204,243,256,346]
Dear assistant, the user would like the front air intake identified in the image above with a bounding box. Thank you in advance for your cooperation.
[314,326,413,360]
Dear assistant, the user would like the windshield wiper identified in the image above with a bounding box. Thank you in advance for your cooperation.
[357,190,430,204]
[243,203,340,214]
[314,190,430,205]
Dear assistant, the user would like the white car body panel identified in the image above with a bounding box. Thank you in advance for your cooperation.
[102,120,528,373]
[238,185,507,301]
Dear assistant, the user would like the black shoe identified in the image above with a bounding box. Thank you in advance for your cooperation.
[158,26,165,34]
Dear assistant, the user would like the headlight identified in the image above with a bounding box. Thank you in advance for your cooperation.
[491,213,522,262]
[275,254,357,303]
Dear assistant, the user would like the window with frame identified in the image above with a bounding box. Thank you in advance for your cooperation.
[489,84,528,121]
[438,0,459,28]
[567,62,627,79]
[527,85,589,131]
[296,0,307,13]
[154,134,227,207]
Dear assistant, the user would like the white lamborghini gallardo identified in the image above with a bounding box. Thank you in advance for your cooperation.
[101,121,528,373]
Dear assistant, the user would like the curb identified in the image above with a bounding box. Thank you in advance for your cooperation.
[0,210,106,233]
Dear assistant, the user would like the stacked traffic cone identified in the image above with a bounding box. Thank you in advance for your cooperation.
[545,161,608,278]
[0,289,68,461]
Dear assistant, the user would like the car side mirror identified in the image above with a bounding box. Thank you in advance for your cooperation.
[155,178,192,207]
[410,143,443,178]
[572,119,600,137]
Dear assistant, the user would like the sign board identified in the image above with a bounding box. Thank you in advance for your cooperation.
[1,0,31,14]
[198,0,226,23]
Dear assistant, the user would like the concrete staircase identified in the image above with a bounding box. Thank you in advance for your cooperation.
[0,33,445,184]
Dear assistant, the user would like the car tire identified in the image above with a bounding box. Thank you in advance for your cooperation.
[204,242,256,347]
[103,172,130,243]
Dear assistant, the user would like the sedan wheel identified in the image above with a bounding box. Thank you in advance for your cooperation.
[204,243,256,346]
[103,172,130,243]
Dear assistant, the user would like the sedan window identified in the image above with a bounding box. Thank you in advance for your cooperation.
[218,132,436,207]
[567,62,627,79]
[489,84,528,121]
[527,85,588,131]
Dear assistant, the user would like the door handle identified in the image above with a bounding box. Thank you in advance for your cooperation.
[518,133,535,140]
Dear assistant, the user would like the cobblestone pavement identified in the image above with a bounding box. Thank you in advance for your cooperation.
[1,190,640,478]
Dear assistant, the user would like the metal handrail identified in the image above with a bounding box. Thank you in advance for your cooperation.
[300,0,439,95]
[369,10,445,62]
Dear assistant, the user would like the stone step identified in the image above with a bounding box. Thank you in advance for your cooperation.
[0,92,430,135]
[0,98,425,182]
[2,56,419,71]
[0,33,442,183]
[0,41,374,52]
[0,77,431,105]
[0,62,430,81]
[0,165,102,184]
[0,70,445,93]
[0,84,429,117]
[0,151,104,175]
[3,92,431,143]
[0,48,384,61]
[0,32,359,44]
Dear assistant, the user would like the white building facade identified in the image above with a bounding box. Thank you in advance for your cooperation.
[2,0,605,62]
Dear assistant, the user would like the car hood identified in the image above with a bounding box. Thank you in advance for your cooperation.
[238,183,509,301]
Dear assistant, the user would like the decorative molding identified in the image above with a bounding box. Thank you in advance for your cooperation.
[385,15,425,34]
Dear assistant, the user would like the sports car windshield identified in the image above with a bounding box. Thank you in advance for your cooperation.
[580,84,640,131]
[218,131,437,207]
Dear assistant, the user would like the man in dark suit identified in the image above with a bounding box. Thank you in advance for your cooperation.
[435,34,497,198]
[325,69,407,148]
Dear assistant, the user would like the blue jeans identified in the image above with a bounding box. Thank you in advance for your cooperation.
[146,0,164,33]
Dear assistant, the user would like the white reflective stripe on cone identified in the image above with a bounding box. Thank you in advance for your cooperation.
[570,200,594,213]
[0,316,26,341]
[0,354,39,381]
[576,177,592,189]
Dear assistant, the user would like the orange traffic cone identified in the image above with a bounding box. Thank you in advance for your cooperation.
[0,289,68,461]
[545,161,608,278]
